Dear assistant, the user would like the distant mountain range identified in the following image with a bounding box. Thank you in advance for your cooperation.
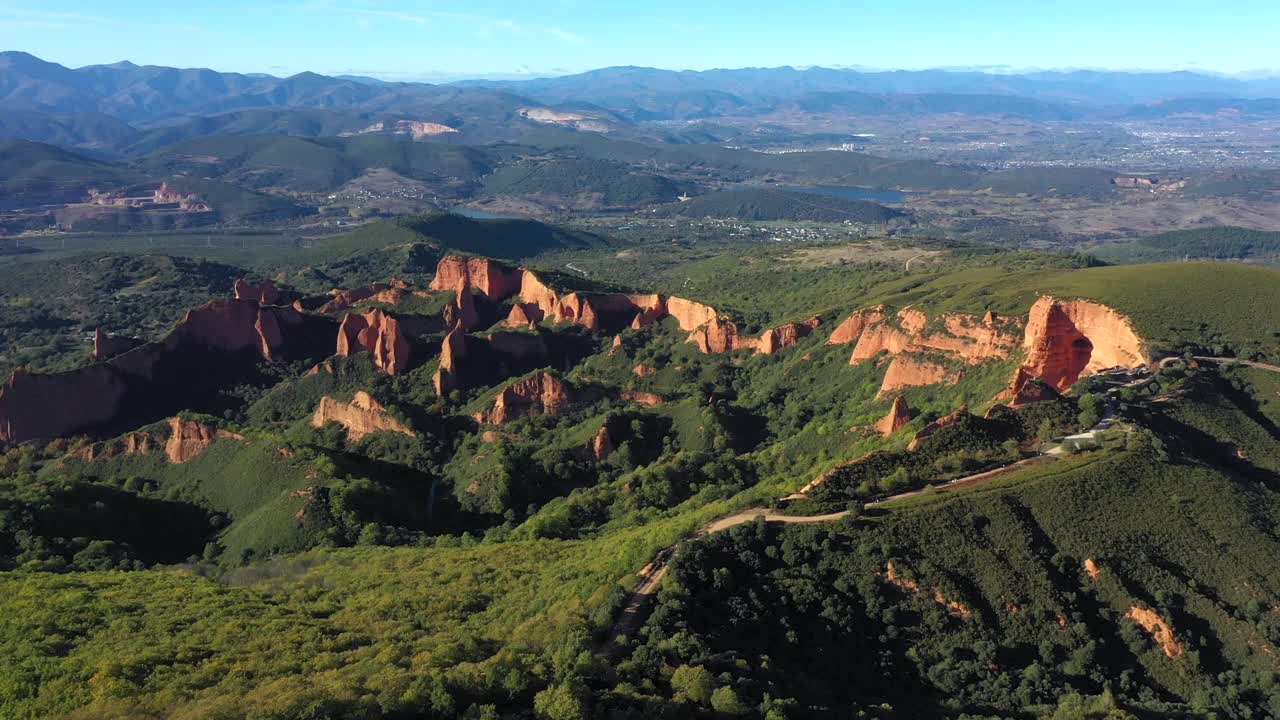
[5,51,1280,157]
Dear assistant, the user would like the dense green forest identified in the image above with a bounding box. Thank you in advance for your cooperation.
[1096,227,1280,265]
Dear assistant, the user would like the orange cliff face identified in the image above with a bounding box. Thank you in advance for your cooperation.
[165,417,243,464]
[431,256,523,301]
[828,306,888,345]
[474,372,574,425]
[233,278,279,305]
[168,298,303,361]
[0,364,135,445]
[433,324,468,396]
[312,392,414,441]
[873,396,913,436]
[830,305,1020,395]
[879,355,958,396]
[688,316,822,355]
[319,280,410,314]
[1018,297,1146,391]
[336,309,410,375]
[836,306,1020,366]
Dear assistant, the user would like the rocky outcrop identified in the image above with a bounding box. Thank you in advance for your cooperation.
[1126,606,1183,659]
[688,316,822,355]
[874,396,913,436]
[394,120,459,139]
[164,417,242,464]
[92,328,135,362]
[837,306,1020,367]
[72,429,156,462]
[336,309,410,375]
[506,303,536,328]
[474,372,574,425]
[659,297,714,332]
[622,391,664,407]
[633,364,656,377]
[1084,558,1101,580]
[883,561,973,618]
[431,256,523,301]
[312,392,414,441]
[319,280,410,314]
[828,306,888,345]
[908,406,970,450]
[433,324,467,396]
[449,278,479,331]
[591,425,615,461]
[1000,367,1063,406]
[878,355,959,396]
[169,298,305,361]
[0,363,138,445]
[1017,297,1146,391]
[233,278,279,305]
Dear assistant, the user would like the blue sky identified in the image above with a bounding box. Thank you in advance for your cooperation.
[3,0,1279,81]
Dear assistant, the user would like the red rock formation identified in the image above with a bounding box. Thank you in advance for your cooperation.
[883,561,972,618]
[828,306,888,345]
[1084,558,1101,579]
[874,396,913,437]
[836,305,1019,367]
[474,372,574,425]
[1127,606,1183,658]
[622,391,664,407]
[665,297,719,332]
[0,364,133,445]
[633,364,657,377]
[73,430,156,462]
[506,303,536,328]
[233,278,279,305]
[1018,297,1146,391]
[319,281,409,314]
[312,392,414,441]
[609,335,623,354]
[688,316,822,355]
[451,278,479,330]
[165,417,242,464]
[591,425,615,461]
[433,324,467,396]
[431,256,523,300]
[1000,367,1063,406]
[92,328,133,362]
[168,299,307,361]
[908,406,970,450]
[306,359,335,377]
[898,307,928,334]
[752,317,822,355]
[878,355,958,396]
[336,309,410,375]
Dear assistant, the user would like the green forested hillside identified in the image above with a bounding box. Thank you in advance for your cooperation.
[139,135,498,191]
[1095,227,1280,265]
[1,221,1279,720]
[482,158,686,206]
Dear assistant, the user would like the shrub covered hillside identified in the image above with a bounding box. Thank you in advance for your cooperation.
[1,215,1279,719]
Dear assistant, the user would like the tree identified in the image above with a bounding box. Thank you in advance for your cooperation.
[711,686,747,715]
[533,682,588,720]
[671,664,716,706]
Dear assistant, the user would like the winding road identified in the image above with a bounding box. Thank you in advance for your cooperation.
[605,358,1280,650]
